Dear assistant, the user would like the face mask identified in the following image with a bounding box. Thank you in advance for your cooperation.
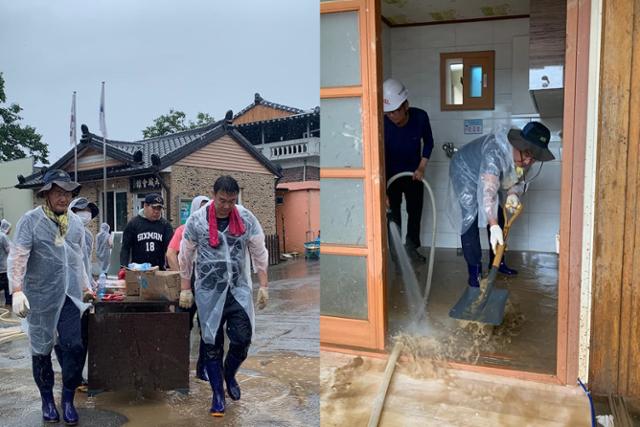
[77,211,92,225]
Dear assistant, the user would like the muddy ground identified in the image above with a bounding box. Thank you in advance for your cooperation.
[0,258,319,427]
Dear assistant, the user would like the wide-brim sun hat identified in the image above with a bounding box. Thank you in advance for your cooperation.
[37,169,81,196]
[507,121,555,162]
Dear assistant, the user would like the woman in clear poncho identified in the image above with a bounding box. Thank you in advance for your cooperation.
[447,122,554,288]
[95,223,112,274]
[69,197,99,282]
[178,176,268,417]
[7,169,93,424]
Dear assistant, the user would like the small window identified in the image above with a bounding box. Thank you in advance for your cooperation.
[440,50,495,111]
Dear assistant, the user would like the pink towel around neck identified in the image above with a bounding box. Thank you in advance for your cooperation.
[208,204,246,247]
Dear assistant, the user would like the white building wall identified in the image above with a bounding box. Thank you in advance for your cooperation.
[0,157,35,233]
[387,18,563,252]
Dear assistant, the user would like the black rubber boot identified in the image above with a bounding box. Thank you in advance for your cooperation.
[204,360,225,417]
[61,387,78,425]
[223,352,243,401]
[467,264,482,288]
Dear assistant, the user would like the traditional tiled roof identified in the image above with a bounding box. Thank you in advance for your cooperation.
[233,93,306,120]
[236,108,320,145]
[16,117,280,189]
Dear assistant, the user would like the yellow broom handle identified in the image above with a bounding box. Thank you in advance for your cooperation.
[492,204,523,269]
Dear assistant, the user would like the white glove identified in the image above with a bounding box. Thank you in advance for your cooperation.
[489,225,504,254]
[179,289,193,309]
[12,291,30,318]
[257,287,269,310]
[505,194,520,213]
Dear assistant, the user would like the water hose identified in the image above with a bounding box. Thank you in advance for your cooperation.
[386,172,437,307]
[577,378,596,427]
[0,307,26,344]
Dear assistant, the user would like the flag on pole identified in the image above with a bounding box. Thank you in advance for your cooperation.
[70,92,77,146]
[100,82,107,223]
[70,91,78,181]
[99,82,107,138]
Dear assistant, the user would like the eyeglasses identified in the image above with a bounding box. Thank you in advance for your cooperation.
[49,189,73,199]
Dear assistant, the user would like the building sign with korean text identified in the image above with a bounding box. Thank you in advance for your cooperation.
[130,174,162,192]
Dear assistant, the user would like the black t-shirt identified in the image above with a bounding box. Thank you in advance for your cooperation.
[120,215,173,270]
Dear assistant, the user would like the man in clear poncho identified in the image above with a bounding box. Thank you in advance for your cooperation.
[8,169,93,425]
[95,223,112,274]
[178,176,269,417]
[448,122,554,288]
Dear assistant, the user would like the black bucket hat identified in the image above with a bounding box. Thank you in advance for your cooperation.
[37,169,81,197]
[69,197,100,219]
[507,122,555,162]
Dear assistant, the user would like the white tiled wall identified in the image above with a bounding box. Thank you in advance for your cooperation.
[387,18,562,253]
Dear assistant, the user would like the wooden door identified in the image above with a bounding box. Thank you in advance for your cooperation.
[319,0,386,350]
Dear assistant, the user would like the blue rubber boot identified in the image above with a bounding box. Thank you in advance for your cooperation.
[224,353,243,401]
[61,387,79,425]
[204,360,225,417]
[40,390,60,423]
[498,261,518,276]
[467,264,482,288]
[489,252,518,276]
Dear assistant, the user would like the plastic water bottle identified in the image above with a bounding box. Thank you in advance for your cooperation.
[98,273,107,300]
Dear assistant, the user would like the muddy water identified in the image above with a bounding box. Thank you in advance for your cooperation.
[387,248,558,373]
[0,258,319,427]
[320,352,590,426]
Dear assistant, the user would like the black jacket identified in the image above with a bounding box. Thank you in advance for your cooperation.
[120,215,173,270]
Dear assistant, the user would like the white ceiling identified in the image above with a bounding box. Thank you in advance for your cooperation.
[382,0,530,26]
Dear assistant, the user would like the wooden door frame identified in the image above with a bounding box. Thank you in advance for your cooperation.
[320,0,387,351]
[321,0,591,388]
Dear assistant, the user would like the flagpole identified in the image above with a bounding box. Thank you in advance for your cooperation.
[100,82,107,224]
[71,91,77,181]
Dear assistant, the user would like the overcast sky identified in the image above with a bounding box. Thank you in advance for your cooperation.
[0,0,319,163]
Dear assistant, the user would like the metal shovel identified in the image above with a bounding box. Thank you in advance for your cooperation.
[449,204,523,325]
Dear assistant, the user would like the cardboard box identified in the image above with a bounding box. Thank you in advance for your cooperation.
[125,266,159,296]
[140,270,181,302]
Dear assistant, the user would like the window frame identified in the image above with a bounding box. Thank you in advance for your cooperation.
[440,50,495,111]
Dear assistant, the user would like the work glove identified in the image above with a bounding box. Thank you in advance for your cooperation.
[12,291,30,318]
[257,287,269,310]
[179,289,194,309]
[489,224,504,254]
[505,194,521,214]
[118,267,126,280]
[83,289,96,303]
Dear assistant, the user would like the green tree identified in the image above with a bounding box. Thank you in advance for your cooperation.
[189,112,215,128]
[0,73,49,164]
[142,110,215,138]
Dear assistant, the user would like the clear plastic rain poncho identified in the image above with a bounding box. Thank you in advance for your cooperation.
[69,198,95,279]
[0,220,11,273]
[95,223,111,273]
[447,125,521,235]
[7,207,92,355]
[178,203,269,344]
